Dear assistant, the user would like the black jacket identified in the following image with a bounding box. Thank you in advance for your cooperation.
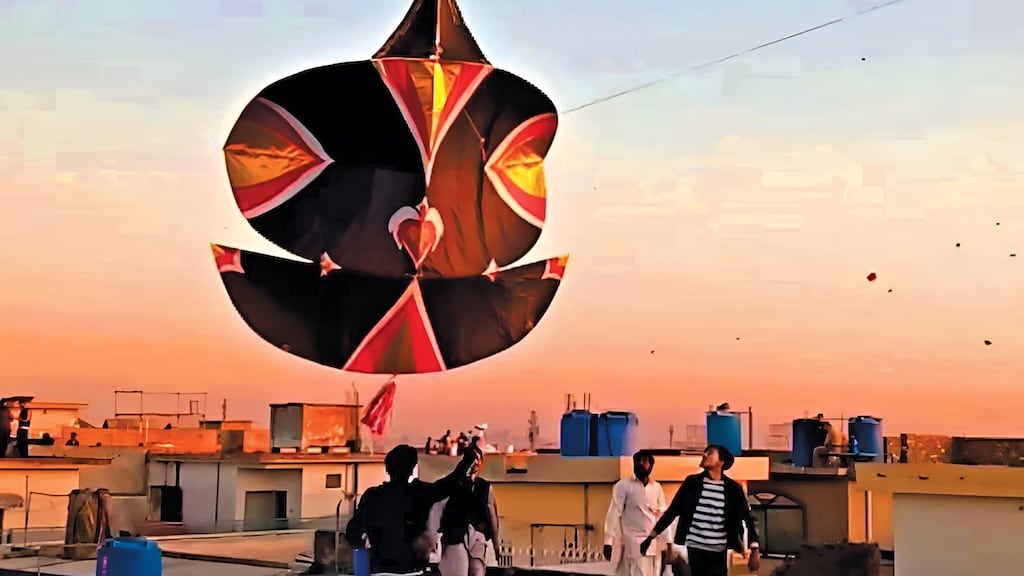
[652,471,760,553]
[346,463,471,574]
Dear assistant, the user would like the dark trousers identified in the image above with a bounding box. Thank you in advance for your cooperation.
[16,430,28,458]
[0,434,8,457]
[686,547,728,576]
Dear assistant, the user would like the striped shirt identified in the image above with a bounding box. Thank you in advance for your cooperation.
[684,477,727,552]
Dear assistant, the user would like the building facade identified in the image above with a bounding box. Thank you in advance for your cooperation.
[856,462,1024,576]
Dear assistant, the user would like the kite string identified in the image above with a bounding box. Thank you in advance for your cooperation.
[559,0,910,115]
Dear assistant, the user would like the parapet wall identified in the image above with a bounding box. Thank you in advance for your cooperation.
[60,426,272,454]
[63,426,222,453]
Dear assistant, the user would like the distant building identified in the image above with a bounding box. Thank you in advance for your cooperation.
[0,455,112,545]
[24,401,88,440]
[766,423,790,451]
[679,424,706,451]
[147,452,386,533]
[853,435,1024,574]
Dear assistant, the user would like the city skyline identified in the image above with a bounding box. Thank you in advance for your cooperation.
[2,0,1023,447]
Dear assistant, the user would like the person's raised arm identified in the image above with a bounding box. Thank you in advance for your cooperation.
[427,448,478,501]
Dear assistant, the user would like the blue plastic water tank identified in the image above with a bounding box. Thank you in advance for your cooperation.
[559,410,593,457]
[706,412,742,458]
[95,537,162,576]
[353,547,370,576]
[848,416,884,462]
[594,411,639,457]
[791,418,827,468]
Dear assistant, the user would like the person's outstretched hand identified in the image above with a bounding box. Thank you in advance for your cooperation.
[602,545,612,561]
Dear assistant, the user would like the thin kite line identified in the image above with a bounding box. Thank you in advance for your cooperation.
[560,0,910,115]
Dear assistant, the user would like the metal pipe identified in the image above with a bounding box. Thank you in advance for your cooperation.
[22,476,28,548]
[748,406,754,450]
[335,497,343,574]
[214,462,221,531]
[582,484,590,550]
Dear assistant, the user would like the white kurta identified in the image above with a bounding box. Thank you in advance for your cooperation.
[604,478,669,576]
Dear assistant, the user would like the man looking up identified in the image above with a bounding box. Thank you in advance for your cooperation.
[640,445,760,576]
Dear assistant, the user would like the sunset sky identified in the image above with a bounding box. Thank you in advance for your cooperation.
[2,0,1023,447]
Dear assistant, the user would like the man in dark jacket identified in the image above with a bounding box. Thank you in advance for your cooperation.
[346,444,479,576]
[640,444,760,576]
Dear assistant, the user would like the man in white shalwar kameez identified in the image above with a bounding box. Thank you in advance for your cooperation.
[603,450,669,576]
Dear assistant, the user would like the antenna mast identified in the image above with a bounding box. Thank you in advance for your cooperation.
[528,411,539,452]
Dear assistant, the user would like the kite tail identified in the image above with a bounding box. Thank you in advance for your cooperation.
[361,375,398,437]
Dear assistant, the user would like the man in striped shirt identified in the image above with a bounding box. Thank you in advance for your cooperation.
[640,445,760,576]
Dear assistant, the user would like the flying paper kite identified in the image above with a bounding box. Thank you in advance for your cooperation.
[211,0,567,379]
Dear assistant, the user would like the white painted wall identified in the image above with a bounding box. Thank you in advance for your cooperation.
[893,493,1024,576]
[355,462,387,499]
[150,461,240,532]
[28,406,82,439]
[235,468,302,524]
[1,468,80,531]
[300,463,347,519]
[145,460,388,533]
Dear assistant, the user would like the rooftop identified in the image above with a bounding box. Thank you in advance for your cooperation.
[0,531,305,575]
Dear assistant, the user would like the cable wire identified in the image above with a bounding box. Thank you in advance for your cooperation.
[560,0,910,115]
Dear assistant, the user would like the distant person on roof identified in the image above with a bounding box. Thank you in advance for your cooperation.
[346,444,478,576]
[0,401,10,458]
[65,432,80,447]
[813,421,847,468]
[641,445,760,576]
[603,450,671,576]
[14,400,30,458]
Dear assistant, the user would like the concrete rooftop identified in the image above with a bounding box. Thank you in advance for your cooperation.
[0,531,309,576]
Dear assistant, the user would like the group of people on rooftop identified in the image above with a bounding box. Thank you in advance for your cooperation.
[426,425,488,457]
[345,442,759,576]
[346,440,498,576]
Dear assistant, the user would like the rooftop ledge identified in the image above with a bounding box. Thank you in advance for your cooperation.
[854,462,1024,498]
[417,453,770,484]
[0,456,112,469]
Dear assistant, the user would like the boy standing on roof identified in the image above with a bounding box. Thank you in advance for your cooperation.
[640,445,760,576]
